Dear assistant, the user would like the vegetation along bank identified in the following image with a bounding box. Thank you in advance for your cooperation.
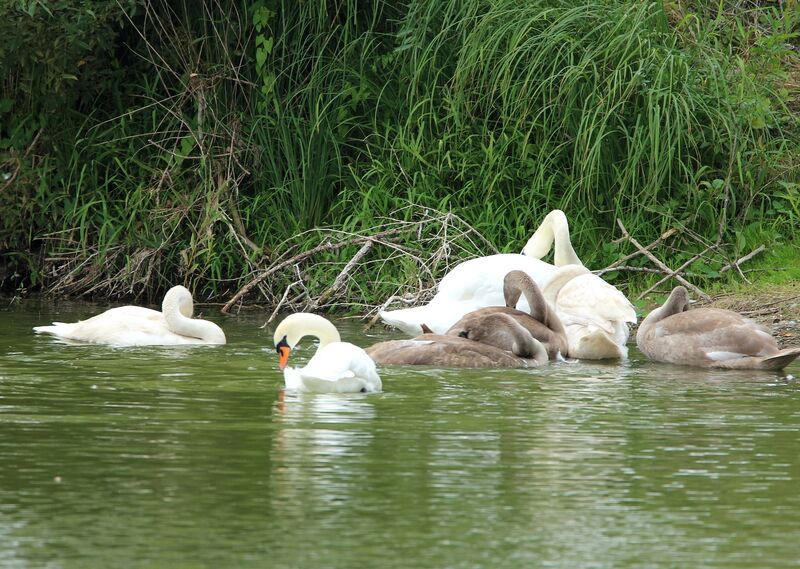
[1,0,798,315]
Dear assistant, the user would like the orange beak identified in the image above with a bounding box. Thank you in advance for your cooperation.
[278,346,291,370]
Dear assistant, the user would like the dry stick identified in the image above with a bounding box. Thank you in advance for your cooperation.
[616,219,712,302]
[605,265,703,278]
[307,240,374,311]
[636,244,719,301]
[221,228,406,314]
[719,244,766,273]
[263,279,304,326]
[596,228,679,275]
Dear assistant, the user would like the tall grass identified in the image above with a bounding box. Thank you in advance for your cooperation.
[1,0,797,302]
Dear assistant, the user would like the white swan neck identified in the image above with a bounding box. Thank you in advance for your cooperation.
[162,286,226,343]
[275,313,341,349]
[522,210,583,267]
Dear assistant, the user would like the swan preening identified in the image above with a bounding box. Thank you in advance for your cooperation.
[636,286,800,370]
[379,210,636,360]
[33,285,226,346]
[445,270,568,360]
[365,319,548,368]
[273,313,382,393]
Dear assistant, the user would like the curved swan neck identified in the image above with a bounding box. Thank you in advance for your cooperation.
[642,286,690,327]
[504,271,549,324]
[274,313,341,349]
[162,286,226,343]
[542,265,591,306]
[522,210,583,267]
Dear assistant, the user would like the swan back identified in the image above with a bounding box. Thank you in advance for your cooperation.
[542,265,636,359]
[378,254,559,336]
[366,333,546,368]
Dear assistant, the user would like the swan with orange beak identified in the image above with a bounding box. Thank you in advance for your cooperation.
[272,313,382,393]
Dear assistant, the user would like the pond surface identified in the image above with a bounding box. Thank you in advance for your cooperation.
[1,299,799,568]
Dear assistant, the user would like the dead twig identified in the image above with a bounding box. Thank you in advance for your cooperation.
[596,228,678,275]
[262,279,304,326]
[307,241,374,311]
[616,219,712,302]
[719,244,766,274]
[363,293,419,331]
[636,244,719,301]
[221,228,405,314]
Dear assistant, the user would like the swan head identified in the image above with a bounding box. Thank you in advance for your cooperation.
[273,313,341,370]
[162,285,194,317]
[664,286,691,315]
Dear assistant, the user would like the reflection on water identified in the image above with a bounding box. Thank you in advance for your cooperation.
[1,302,799,568]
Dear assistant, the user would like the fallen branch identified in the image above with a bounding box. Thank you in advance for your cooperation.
[596,227,678,275]
[616,219,712,302]
[719,244,766,274]
[636,244,719,301]
[221,228,405,313]
[307,240,374,311]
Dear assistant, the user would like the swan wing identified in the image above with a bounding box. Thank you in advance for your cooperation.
[381,254,558,336]
[33,306,214,346]
[295,342,382,393]
[436,254,556,301]
[556,274,636,324]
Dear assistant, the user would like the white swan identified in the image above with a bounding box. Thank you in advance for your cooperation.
[33,285,226,346]
[273,313,382,393]
[378,210,636,359]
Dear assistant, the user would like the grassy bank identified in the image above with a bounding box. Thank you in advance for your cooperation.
[1,0,798,307]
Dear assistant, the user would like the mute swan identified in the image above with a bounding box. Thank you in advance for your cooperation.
[636,286,800,370]
[33,285,226,346]
[542,265,636,360]
[273,313,382,393]
[445,270,568,360]
[378,210,636,359]
[366,315,548,368]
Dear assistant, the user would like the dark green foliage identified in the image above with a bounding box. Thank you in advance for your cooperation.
[0,0,798,302]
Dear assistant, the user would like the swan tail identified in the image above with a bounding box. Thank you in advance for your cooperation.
[379,307,442,336]
[712,348,800,370]
[755,348,800,371]
[568,328,627,360]
[33,323,71,335]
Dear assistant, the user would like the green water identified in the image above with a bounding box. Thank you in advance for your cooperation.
[1,300,799,568]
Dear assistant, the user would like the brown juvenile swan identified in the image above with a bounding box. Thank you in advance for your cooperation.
[366,313,548,368]
[636,286,800,370]
[445,270,568,360]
